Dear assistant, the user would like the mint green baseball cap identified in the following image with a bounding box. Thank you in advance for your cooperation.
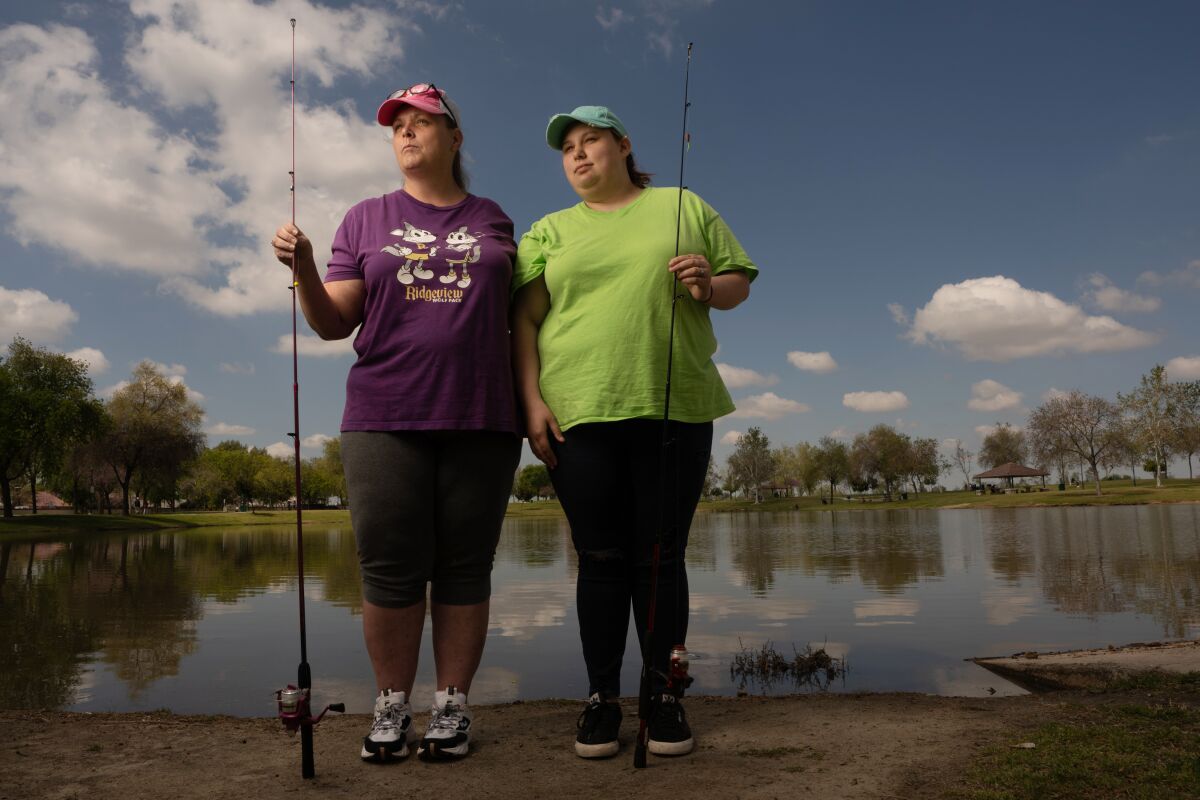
[545,105,629,149]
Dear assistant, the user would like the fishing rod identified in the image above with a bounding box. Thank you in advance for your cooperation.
[634,41,695,770]
[275,17,342,779]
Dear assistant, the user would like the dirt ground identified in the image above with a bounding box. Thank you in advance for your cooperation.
[1,692,1088,800]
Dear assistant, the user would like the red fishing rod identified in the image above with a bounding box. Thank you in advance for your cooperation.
[634,41,695,769]
[274,17,342,779]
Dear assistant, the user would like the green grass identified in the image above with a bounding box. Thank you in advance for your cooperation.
[703,477,1200,514]
[0,508,350,536]
[955,703,1200,800]
[4,478,1197,535]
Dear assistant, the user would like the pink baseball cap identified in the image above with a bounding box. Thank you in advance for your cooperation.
[376,83,460,127]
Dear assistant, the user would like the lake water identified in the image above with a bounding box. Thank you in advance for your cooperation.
[2,505,1198,715]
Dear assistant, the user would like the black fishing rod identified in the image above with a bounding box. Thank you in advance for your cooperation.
[274,17,342,779]
[634,41,695,770]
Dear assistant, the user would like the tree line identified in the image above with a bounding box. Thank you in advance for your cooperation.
[719,365,1200,502]
[0,338,345,517]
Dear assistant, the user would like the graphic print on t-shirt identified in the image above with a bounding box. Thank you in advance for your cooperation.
[381,221,439,284]
[378,221,488,303]
[439,226,483,289]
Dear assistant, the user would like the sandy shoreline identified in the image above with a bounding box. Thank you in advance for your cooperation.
[2,693,1052,800]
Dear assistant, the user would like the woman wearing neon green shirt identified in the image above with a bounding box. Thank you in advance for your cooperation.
[511,105,757,760]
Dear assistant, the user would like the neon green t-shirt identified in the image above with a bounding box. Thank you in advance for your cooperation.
[513,187,758,431]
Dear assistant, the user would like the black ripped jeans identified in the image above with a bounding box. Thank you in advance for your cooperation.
[548,419,712,698]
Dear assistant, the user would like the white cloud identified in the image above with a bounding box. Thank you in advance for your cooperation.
[274,333,356,358]
[786,350,838,373]
[596,6,632,30]
[903,276,1157,361]
[266,441,293,459]
[148,361,187,378]
[219,361,255,375]
[729,392,810,420]
[843,391,909,413]
[715,362,778,388]
[302,433,332,450]
[98,381,129,399]
[828,427,851,439]
[0,5,406,317]
[719,430,743,445]
[65,347,109,376]
[1166,356,1200,380]
[0,286,77,343]
[887,302,910,326]
[1042,386,1070,402]
[207,422,255,436]
[968,379,1022,412]
[1139,260,1200,289]
[1083,273,1160,313]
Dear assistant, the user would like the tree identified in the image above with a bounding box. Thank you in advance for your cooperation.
[100,362,205,515]
[979,423,1027,469]
[850,425,910,500]
[514,464,550,502]
[703,456,722,498]
[255,455,294,508]
[317,436,347,501]
[951,439,974,488]
[726,427,775,502]
[907,437,946,492]
[1170,381,1200,480]
[0,338,96,517]
[771,443,818,497]
[814,436,849,503]
[1027,391,1122,497]
[1120,365,1174,488]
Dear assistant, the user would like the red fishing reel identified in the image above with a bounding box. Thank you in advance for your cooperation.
[276,685,344,735]
[666,644,695,695]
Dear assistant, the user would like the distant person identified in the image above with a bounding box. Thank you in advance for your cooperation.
[511,105,757,758]
[272,83,520,763]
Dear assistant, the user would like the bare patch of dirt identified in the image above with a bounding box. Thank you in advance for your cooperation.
[0,692,1080,800]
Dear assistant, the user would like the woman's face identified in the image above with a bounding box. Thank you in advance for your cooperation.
[390,106,460,177]
[560,124,630,197]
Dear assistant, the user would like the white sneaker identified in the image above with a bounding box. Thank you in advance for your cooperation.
[361,689,415,762]
[418,686,472,759]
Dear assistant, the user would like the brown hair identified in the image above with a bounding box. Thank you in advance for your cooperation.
[608,129,652,188]
[446,117,469,191]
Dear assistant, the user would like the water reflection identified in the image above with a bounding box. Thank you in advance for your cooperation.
[720,510,945,594]
[0,504,1197,713]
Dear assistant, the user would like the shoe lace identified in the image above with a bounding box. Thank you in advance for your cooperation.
[429,703,465,732]
[372,701,406,734]
[576,699,605,733]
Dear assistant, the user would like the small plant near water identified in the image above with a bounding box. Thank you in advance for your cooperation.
[729,638,847,693]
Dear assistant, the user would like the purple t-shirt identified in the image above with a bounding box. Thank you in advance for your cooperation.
[325,190,518,434]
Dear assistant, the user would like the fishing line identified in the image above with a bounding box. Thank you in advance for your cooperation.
[634,41,694,770]
[275,17,342,778]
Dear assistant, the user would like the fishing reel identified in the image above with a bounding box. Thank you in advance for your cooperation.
[665,644,695,695]
[275,685,345,735]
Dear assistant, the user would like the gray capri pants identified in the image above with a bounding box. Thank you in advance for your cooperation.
[342,430,521,608]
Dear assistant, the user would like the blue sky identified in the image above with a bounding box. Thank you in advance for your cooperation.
[1,0,1198,472]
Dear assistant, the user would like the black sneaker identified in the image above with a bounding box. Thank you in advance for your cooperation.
[575,693,621,758]
[647,693,693,756]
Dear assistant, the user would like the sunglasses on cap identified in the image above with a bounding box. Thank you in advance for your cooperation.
[385,83,458,129]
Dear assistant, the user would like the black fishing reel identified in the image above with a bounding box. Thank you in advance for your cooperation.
[275,684,345,735]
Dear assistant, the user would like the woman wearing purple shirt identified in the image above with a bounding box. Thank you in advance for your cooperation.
[272,84,520,764]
